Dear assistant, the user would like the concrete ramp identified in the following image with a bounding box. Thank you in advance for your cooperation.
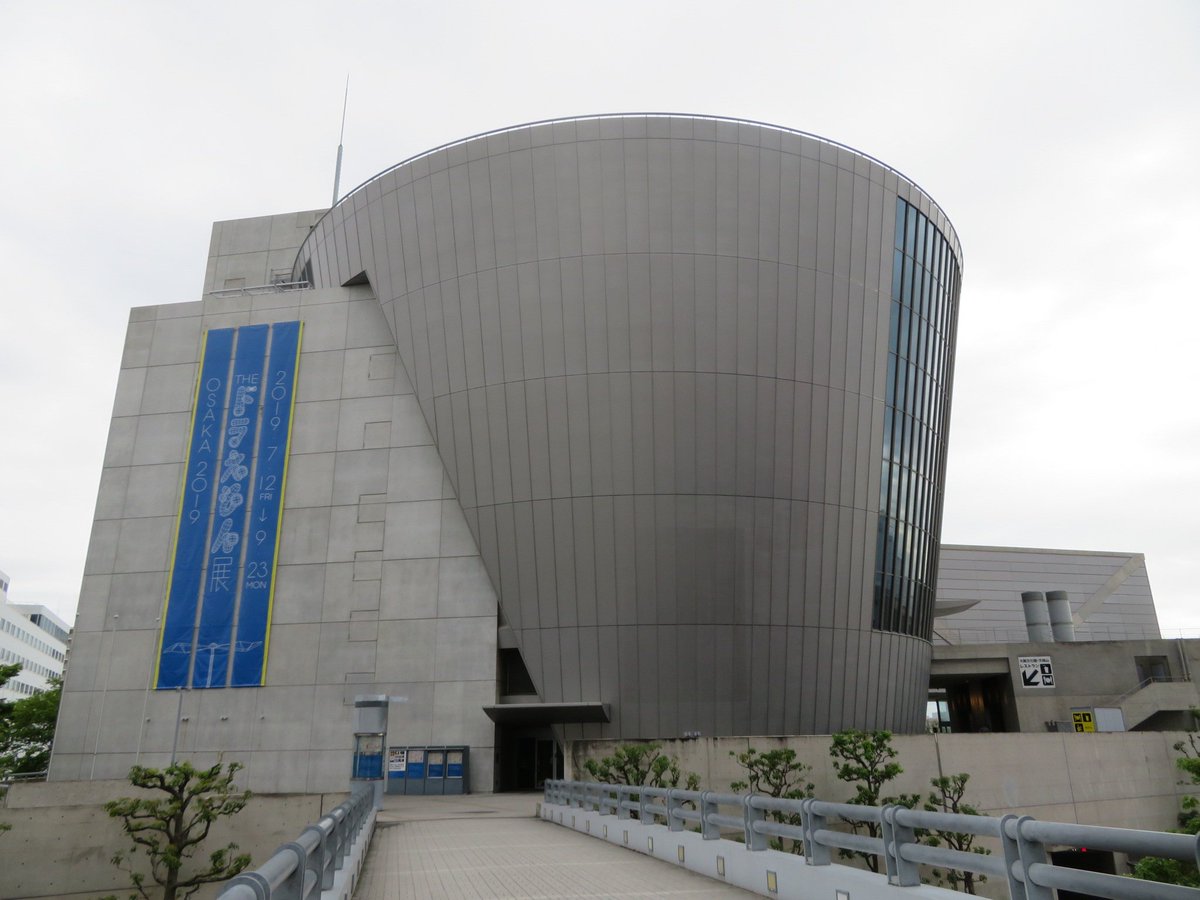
[357,793,751,898]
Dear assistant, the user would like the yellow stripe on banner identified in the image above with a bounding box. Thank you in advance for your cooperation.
[153,330,210,688]
[259,320,303,683]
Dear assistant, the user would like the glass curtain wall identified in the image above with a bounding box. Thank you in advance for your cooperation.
[874,199,961,638]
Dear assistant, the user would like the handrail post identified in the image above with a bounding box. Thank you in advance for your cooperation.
[999,814,1027,900]
[744,795,768,851]
[330,816,346,873]
[882,805,919,886]
[803,799,830,866]
[222,871,269,899]
[639,788,650,823]
[880,803,898,883]
[700,791,720,840]
[667,789,684,832]
[1014,815,1054,900]
[618,785,631,819]
[276,843,307,900]
[301,825,328,891]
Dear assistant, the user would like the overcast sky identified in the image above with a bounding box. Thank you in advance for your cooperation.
[2,1,1197,631]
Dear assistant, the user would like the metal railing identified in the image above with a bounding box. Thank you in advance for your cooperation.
[1107,675,1194,708]
[0,769,48,784]
[209,280,311,298]
[218,782,375,900]
[545,779,1200,900]
[935,625,1200,645]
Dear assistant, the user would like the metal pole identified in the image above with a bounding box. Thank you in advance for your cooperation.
[331,76,349,206]
[170,687,185,765]
[133,617,160,764]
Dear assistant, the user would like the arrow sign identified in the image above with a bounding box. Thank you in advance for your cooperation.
[1018,655,1054,689]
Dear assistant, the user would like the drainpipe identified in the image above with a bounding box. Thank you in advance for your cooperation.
[1021,592,1053,642]
[1046,591,1076,642]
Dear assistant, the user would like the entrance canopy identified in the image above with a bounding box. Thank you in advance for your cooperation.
[483,702,611,726]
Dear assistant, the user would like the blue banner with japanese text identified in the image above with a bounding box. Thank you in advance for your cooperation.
[193,324,267,688]
[231,320,301,686]
[156,329,234,688]
[155,321,302,689]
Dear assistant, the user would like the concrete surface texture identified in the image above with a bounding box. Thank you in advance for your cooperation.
[571,730,1193,834]
[54,234,500,791]
[297,113,965,740]
[359,792,752,898]
[0,780,341,899]
[539,798,966,900]
[933,636,1200,732]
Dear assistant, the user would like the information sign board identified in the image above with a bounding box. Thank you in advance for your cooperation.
[1018,656,1055,688]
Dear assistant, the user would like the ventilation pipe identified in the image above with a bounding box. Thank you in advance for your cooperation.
[1046,590,1076,642]
[1021,591,1054,642]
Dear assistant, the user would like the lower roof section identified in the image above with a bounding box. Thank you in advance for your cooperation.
[483,702,611,726]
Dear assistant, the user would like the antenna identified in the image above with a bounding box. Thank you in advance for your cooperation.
[331,76,349,207]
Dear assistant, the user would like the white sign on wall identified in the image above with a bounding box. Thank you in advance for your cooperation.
[1018,656,1055,688]
[388,748,408,773]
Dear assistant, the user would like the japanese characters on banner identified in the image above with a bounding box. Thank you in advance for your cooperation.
[155,321,302,689]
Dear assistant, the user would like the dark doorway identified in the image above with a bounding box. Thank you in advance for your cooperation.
[1049,848,1116,899]
[495,724,562,792]
[927,674,1017,733]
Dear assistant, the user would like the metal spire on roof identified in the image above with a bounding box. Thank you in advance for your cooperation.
[332,76,349,207]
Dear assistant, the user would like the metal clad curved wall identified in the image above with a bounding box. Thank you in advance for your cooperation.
[296,115,962,737]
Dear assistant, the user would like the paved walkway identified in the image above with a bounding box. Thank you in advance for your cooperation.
[356,792,753,899]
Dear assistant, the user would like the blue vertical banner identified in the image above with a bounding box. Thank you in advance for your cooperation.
[156,321,301,690]
[193,324,268,688]
[156,329,235,689]
[231,320,301,686]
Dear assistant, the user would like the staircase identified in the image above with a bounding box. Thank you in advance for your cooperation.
[1110,677,1198,730]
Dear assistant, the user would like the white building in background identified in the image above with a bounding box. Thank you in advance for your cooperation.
[0,570,70,702]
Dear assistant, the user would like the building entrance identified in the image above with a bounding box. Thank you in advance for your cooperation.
[495,724,562,792]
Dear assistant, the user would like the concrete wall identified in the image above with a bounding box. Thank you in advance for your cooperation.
[0,780,342,900]
[203,210,325,293]
[53,211,499,793]
[295,114,964,739]
[933,637,1200,730]
[569,731,1191,833]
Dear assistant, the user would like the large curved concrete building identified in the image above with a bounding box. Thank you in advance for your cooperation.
[52,114,960,794]
[295,115,962,739]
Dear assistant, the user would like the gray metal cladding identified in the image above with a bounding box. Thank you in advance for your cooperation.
[295,115,961,738]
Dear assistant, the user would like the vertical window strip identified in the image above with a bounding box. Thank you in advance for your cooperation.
[873,197,961,638]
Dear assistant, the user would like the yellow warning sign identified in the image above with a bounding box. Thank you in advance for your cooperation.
[1072,710,1095,733]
